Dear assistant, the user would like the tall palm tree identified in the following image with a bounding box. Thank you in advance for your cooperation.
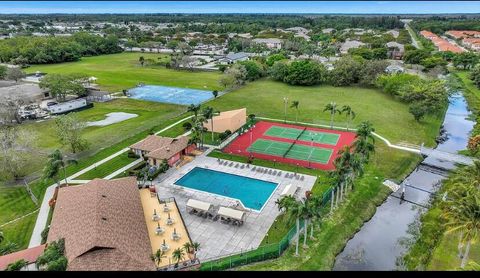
[442,186,480,268]
[42,149,78,187]
[172,248,185,268]
[323,102,341,129]
[290,100,300,123]
[284,199,304,256]
[202,106,218,143]
[341,105,356,131]
[187,104,201,121]
[353,136,375,163]
[306,195,322,239]
[182,242,192,254]
[356,121,375,142]
[192,117,206,148]
[150,249,166,265]
[275,195,296,212]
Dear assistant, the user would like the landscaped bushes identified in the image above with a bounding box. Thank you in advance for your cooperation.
[270,59,328,86]
[218,130,232,141]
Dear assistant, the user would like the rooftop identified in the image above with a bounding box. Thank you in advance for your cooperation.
[47,177,156,271]
[0,244,46,270]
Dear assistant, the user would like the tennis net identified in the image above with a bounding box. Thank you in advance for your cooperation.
[282,127,307,158]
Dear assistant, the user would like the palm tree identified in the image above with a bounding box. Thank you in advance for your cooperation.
[202,106,218,143]
[356,121,375,142]
[323,102,341,129]
[0,242,18,256]
[306,195,322,239]
[284,198,304,256]
[275,195,296,212]
[139,56,145,67]
[290,100,300,123]
[183,242,192,254]
[187,104,201,121]
[192,242,201,261]
[353,136,375,163]
[150,249,166,265]
[341,105,356,131]
[172,248,185,268]
[42,149,78,187]
[442,186,479,268]
[0,229,4,244]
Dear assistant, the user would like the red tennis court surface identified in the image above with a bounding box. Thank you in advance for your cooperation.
[223,121,357,171]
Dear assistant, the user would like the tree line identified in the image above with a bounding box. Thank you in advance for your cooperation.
[0,32,123,65]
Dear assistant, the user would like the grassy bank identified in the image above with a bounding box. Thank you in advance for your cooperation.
[26,52,222,92]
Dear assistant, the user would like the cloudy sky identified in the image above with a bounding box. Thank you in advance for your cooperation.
[1,1,479,14]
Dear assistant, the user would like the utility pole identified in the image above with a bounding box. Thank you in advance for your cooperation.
[283,97,288,123]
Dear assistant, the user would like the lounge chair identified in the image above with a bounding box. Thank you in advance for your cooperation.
[229,162,234,167]
[235,163,239,168]
[277,171,282,176]
[273,170,277,175]
[268,169,273,174]
[285,172,289,178]
[300,175,305,181]
[251,166,256,171]
[295,175,299,180]
[240,164,245,169]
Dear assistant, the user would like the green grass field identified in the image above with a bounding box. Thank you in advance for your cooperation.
[264,126,340,145]
[26,52,222,92]
[75,152,139,180]
[247,139,333,164]
[208,79,444,147]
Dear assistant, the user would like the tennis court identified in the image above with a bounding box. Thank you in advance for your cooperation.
[264,126,340,145]
[223,120,357,170]
[247,139,333,164]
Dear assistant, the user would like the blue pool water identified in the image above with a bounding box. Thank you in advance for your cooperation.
[128,85,213,105]
[174,167,278,211]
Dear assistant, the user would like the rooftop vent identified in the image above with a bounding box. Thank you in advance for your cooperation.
[101,194,107,198]
[101,217,107,221]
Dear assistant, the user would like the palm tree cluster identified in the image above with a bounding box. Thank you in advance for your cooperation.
[151,241,200,269]
[323,102,356,130]
[187,104,219,148]
[329,121,375,210]
[440,161,480,269]
[42,149,78,187]
[272,121,376,257]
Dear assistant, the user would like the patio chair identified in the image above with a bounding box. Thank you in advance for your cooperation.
[251,166,256,171]
[229,162,234,167]
[246,164,250,168]
[240,164,245,169]
[197,211,205,217]
[235,163,239,168]
[268,169,273,174]
[285,173,290,178]
[273,170,277,175]
[295,175,300,180]
[300,175,305,181]
[277,171,282,176]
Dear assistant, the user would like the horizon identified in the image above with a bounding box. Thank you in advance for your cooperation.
[1,1,480,15]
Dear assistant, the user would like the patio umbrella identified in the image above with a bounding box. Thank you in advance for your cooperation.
[168,212,171,219]
[173,228,177,235]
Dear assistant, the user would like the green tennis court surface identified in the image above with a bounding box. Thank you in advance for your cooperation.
[247,139,333,164]
[264,126,340,145]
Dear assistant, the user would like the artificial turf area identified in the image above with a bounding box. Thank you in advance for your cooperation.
[25,52,222,92]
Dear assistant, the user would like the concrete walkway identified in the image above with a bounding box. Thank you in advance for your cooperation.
[28,115,193,248]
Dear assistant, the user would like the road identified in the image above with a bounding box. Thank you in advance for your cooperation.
[405,23,422,49]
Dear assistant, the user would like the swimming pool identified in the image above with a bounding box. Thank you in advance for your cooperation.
[174,167,278,211]
[128,85,213,106]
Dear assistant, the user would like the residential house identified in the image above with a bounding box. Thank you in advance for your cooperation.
[386,41,405,59]
[0,244,46,271]
[217,52,250,65]
[47,177,156,271]
[420,30,465,53]
[130,135,195,167]
[462,37,480,51]
[340,39,365,54]
[252,38,283,49]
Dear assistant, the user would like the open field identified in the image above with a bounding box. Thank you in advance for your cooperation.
[208,79,444,147]
[26,52,222,92]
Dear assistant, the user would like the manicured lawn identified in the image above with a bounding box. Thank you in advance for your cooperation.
[75,152,139,180]
[207,79,443,147]
[0,213,37,252]
[26,52,222,92]
[428,233,480,270]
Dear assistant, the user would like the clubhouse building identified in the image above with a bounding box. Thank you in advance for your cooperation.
[130,135,196,167]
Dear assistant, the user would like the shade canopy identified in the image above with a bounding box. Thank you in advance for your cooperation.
[280,184,298,197]
[186,199,213,212]
[217,206,245,221]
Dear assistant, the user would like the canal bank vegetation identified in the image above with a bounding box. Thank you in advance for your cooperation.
[452,70,480,157]
[401,162,480,270]
[238,142,422,270]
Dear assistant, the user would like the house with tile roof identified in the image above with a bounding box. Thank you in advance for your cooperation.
[130,135,195,167]
[47,177,156,271]
[0,244,46,270]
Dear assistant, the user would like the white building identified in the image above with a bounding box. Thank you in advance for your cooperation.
[252,38,283,49]
[340,39,366,54]
[47,98,88,114]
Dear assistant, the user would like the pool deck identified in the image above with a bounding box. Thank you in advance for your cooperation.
[139,189,192,268]
[154,150,317,262]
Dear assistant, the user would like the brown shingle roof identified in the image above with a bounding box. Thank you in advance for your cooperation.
[47,177,156,271]
[147,136,189,160]
[130,135,174,153]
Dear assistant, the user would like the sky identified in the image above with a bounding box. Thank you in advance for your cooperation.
[1,1,480,14]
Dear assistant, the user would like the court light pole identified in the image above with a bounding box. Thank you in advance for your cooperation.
[283,97,288,123]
